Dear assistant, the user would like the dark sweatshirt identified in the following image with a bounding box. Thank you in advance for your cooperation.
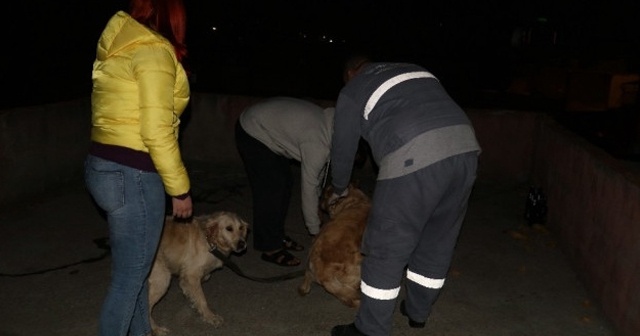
[330,62,481,193]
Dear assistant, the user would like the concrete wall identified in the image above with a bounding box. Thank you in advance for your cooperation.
[0,98,92,206]
[531,119,640,336]
[178,94,262,168]
[0,93,334,206]
[1,93,638,335]
[467,109,541,184]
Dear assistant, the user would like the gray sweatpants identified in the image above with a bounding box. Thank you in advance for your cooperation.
[355,151,478,336]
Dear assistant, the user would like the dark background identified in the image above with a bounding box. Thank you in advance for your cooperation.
[3,0,638,110]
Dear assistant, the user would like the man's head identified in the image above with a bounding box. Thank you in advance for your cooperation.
[342,55,370,83]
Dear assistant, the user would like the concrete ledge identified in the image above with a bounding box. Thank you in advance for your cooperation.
[179,94,263,165]
[467,109,540,184]
[0,98,92,206]
[532,118,640,336]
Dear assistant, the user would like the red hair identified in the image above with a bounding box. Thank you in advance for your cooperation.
[129,0,188,62]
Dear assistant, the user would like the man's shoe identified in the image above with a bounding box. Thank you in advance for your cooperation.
[331,323,366,336]
[400,300,426,328]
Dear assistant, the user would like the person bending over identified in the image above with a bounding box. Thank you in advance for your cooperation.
[329,57,481,336]
[235,97,334,266]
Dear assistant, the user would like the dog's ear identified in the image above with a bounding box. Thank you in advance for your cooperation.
[203,216,221,243]
[327,201,338,215]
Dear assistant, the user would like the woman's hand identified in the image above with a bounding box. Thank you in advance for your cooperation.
[172,195,193,218]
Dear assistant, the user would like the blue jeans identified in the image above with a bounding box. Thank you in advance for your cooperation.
[84,155,165,336]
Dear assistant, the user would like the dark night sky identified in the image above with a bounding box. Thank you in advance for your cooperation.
[2,0,639,110]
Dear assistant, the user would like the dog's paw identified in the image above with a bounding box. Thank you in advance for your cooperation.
[203,314,224,328]
[347,299,361,309]
[298,282,311,296]
[152,326,170,336]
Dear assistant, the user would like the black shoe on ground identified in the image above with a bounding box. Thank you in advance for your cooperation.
[400,300,426,328]
[331,323,367,336]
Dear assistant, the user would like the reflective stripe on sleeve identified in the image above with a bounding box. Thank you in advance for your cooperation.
[360,280,401,301]
[406,269,445,289]
[363,71,436,120]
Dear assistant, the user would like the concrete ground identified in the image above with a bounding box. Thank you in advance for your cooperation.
[0,161,618,336]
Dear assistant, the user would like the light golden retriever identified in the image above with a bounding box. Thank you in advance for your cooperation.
[148,211,249,335]
[298,184,371,308]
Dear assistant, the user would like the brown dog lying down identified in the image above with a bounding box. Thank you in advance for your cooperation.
[298,184,371,308]
[148,211,249,336]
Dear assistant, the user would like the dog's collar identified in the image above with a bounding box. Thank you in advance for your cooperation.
[209,246,227,261]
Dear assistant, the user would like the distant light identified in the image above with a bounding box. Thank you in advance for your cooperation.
[536,17,548,23]
[211,26,218,31]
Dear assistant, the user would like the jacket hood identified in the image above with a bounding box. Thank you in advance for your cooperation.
[96,11,166,61]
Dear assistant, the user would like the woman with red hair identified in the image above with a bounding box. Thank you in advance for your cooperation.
[84,0,192,335]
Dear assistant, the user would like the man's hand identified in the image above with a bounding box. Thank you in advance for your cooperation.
[172,195,193,218]
[327,188,349,206]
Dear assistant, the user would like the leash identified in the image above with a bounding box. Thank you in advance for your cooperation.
[209,248,305,283]
[0,237,111,277]
[321,159,331,190]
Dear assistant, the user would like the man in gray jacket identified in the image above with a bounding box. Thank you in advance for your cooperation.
[235,97,334,266]
[330,58,481,336]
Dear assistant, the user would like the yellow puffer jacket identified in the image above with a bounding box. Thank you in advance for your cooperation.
[91,11,190,196]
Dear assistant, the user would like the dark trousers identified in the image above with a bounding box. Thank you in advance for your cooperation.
[235,121,293,251]
[356,151,478,336]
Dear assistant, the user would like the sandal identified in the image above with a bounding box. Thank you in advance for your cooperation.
[282,236,304,251]
[261,249,301,267]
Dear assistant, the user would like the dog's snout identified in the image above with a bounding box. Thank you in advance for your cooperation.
[236,239,247,252]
